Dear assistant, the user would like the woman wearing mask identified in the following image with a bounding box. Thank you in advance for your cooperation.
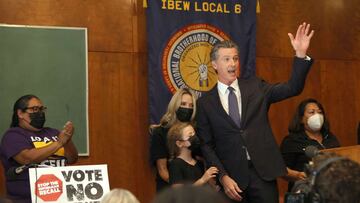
[280,98,340,191]
[167,122,218,186]
[149,88,197,192]
[0,95,78,202]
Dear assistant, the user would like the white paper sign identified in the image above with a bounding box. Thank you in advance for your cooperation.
[29,164,110,203]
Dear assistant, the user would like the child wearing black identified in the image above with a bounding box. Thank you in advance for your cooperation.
[167,122,218,186]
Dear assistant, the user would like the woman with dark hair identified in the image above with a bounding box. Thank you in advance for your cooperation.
[280,98,340,191]
[0,95,78,202]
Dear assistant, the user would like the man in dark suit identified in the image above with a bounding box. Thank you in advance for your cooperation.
[196,23,314,203]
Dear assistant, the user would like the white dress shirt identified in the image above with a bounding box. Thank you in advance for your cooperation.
[217,79,242,118]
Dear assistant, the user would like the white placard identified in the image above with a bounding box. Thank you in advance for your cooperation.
[29,164,109,203]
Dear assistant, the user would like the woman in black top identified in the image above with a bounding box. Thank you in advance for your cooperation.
[280,98,340,191]
[149,88,197,192]
[167,122,218,186]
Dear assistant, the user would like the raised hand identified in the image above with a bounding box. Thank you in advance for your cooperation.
[288,22,315,58]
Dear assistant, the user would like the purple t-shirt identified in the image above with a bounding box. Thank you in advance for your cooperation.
[0,127,67,202]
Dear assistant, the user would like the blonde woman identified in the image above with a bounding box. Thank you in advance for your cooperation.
[149,88,197,192]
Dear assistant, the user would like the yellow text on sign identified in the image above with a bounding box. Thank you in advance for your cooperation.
[161,0,241,14]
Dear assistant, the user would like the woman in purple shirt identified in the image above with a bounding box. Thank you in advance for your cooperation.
[0,95,78,202]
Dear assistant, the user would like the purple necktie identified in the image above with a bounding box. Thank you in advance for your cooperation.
[228,86,241,127]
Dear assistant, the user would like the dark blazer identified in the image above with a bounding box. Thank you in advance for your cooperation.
[196,57,313,189]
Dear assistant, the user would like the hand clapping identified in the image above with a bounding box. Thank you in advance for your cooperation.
[58,121,74,146]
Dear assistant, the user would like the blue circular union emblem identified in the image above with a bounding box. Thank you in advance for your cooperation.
[162,24,229,96]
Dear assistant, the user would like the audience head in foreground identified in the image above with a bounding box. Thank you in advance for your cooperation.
[289,153,360,203]
[101,188,140,203]
[312,153,360,203]
[152,184,228,203]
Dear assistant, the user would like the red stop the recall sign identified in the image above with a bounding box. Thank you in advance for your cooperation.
[35,174,63,201]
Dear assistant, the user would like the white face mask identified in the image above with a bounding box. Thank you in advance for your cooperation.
[307,113,324,131]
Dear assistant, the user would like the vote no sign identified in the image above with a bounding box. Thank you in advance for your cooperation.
[29,164,110,203]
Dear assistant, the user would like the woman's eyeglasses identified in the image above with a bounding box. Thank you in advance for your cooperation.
[24,106,47,113]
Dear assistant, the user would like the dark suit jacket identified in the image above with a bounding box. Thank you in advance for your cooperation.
[196,57,313,189]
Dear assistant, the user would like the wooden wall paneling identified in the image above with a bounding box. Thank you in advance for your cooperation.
[356,63,360,138]
[133,0,147,53]
[93,0,135,52]
[310,0,360,60]
[0,0,134,52]
[133,12,147,53]
[256,1,303,58]
[87,51,137,182]
[319,60,360,146]
[84,51,154,203]
[356,6,360,61]
[257,0,360,60]
[132,13,153,203]
[86,0,134,52]
[132,53,156,202]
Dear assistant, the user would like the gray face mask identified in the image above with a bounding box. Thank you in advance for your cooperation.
[307,114,324,131]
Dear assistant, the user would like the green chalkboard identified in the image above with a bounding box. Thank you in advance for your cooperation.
[0,24,88,155]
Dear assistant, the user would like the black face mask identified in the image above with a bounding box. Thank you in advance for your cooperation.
[176,107,193,122]
[29,112,46,129]
[188,136,201,151]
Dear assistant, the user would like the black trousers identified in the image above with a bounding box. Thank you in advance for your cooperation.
[227,161,279,203]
